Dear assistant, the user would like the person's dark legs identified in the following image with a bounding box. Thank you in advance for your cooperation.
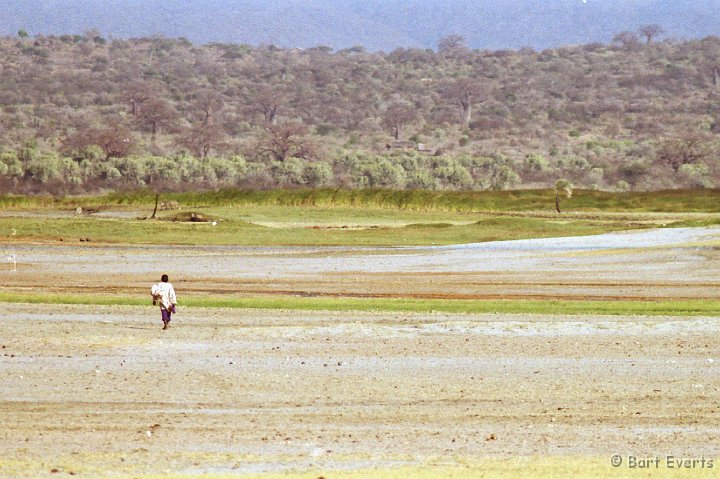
[161,308,171,330]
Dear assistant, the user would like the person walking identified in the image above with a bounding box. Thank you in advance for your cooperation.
[151,274,177,330]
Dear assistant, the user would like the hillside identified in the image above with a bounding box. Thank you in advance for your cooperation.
[0,32,719,193]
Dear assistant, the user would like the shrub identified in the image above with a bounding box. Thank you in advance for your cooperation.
[0,152,22,178]
[678,163,713,188]
[407,170,437,189]
[208,158,238,183]
[302,162,333,187]
[490,165,520,190]
[588,167,605,185]
[270,158,305,186]
[523,154,549,171]
[25,153,62,182]
[617,160,649,184]
[144,157,181,183]
[112,157,147,186]
[105,167,122,181]
[557,156,590,171]
[396,151,424,173]
[431,157,474,189]
[174,155,202,182]
[78,145,105,162]
[360,158,407,189]
[199,162,218,184]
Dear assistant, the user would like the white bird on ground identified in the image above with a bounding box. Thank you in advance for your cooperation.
[5,251,17,271]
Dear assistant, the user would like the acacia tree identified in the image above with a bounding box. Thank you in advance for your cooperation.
[248,83,288,125]
[136,98,176,141]
[382,101,418,141]
[438,35,466,55]
[95,125,135,160]
[258,121,314,162]
[193,90,224,126]
[655,131,713,171]
[612,31,641,50]
[121,81,161,117]
[61,122,135,160]
[179,123,225,159]
[442,78,483,128]
[638,24,664,44]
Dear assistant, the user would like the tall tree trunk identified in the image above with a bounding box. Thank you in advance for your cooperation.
[266,107,277,125]
[462,102,472,128]
[150,193,159,219]
[151,121,157,142]
[555,193,561,214]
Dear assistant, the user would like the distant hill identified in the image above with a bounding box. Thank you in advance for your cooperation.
[2,0,720,50]
[1,31,719,193]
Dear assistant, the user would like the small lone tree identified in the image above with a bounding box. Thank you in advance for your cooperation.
[382,101,418,141]
[655,131,712,172]
[136,98,176,142]
[442,77,483,128]
[612,31,641,50]
[150,193,160,220]
[179,123,225,159]
[638,24,664,44]
[258,121,314,162]
[437,34,466,55]
[554,179,573,214]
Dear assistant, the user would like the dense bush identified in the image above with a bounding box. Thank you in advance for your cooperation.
[1,32,720,192]
[1,140,718,193]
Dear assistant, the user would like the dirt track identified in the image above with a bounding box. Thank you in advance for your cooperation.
[1,228,720,477]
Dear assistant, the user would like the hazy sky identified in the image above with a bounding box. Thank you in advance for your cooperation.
[2,0,720,50]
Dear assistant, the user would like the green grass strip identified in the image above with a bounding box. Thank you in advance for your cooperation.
[1,292,719,316]
[5,187,720,212]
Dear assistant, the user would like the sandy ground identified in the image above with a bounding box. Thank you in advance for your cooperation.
[3,226,720,301]
[1,227,720,477]
[1,305,719,477]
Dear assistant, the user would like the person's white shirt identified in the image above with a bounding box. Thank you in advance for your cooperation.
[151,282,177,309]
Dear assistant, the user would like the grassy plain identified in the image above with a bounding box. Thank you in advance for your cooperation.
[2,188,720,246]
[0,214,659,246]
[4,187,720,212]
[1,292,719,316]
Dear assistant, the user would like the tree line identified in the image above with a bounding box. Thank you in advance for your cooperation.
[1,27,719,193]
